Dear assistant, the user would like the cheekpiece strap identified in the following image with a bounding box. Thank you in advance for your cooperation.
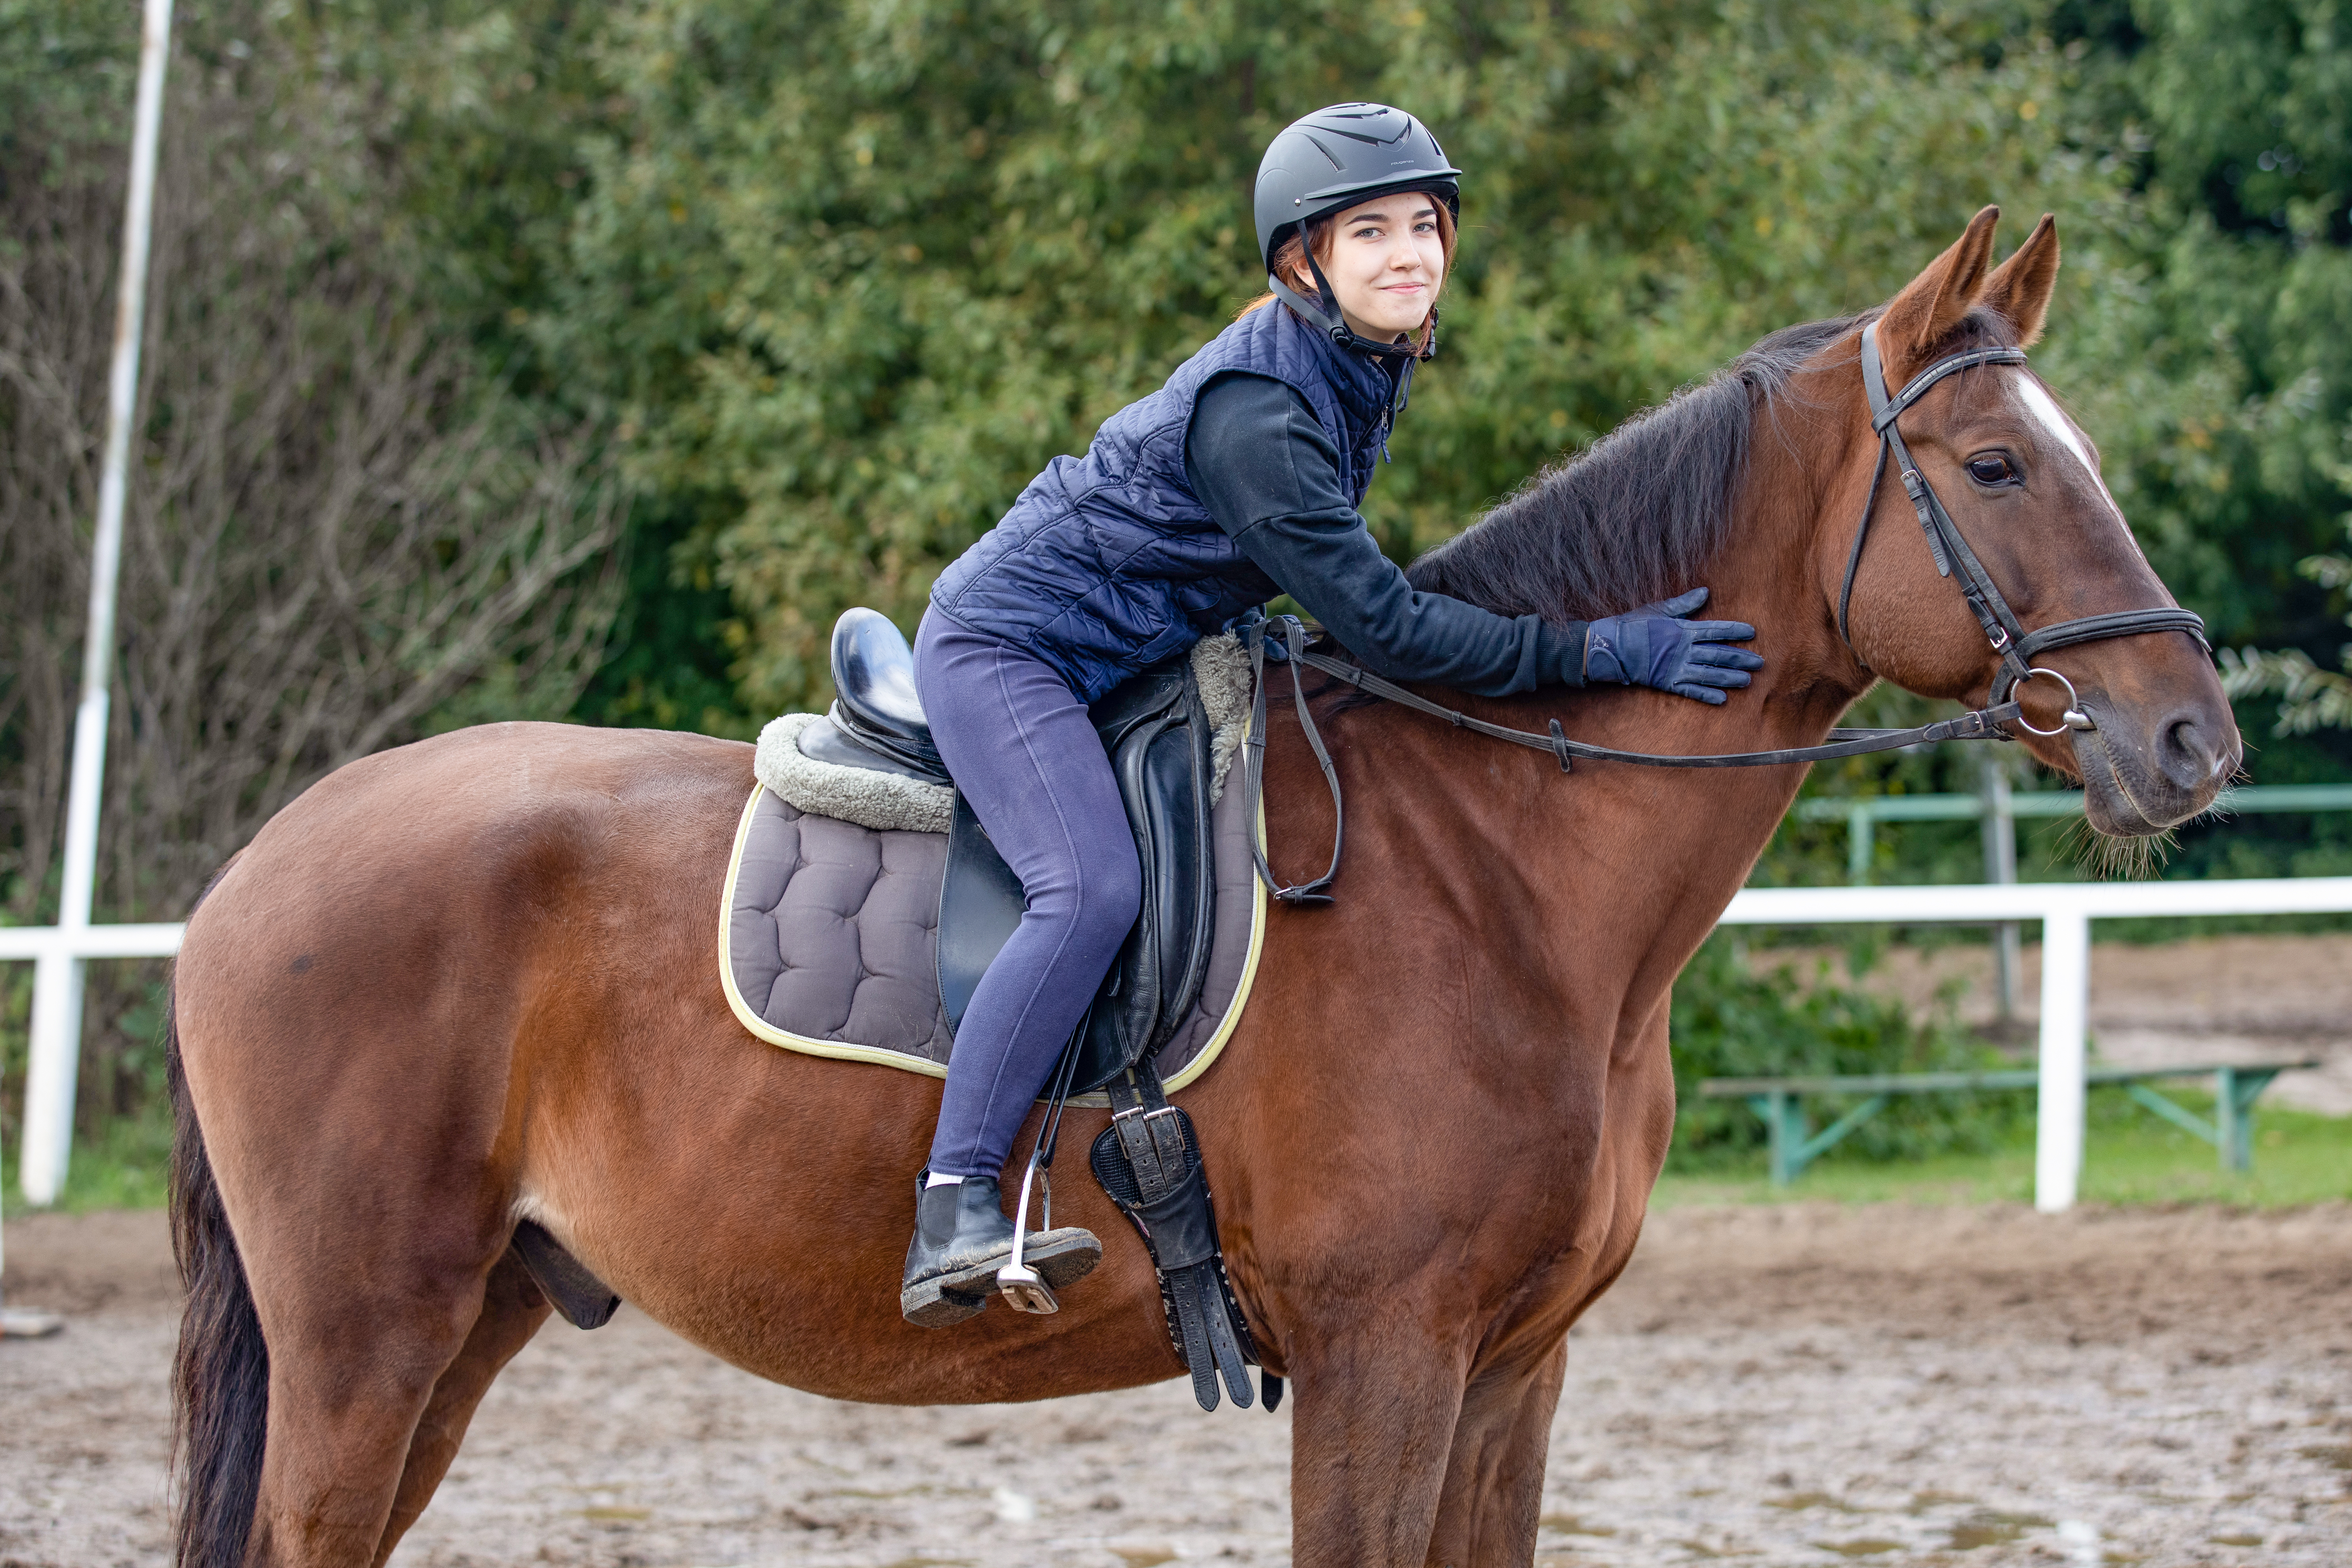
[1846,321,2211,704]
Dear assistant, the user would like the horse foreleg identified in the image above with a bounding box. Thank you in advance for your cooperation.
[1422,1337,1569,1567]
[1286,1308,1471,1566]
[370,1251,552,1566]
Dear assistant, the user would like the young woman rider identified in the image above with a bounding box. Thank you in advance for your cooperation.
[899,103,1765,1327]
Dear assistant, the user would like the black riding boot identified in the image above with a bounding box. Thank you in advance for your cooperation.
[900,1173,1102,1328]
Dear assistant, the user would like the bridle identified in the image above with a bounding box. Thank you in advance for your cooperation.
[1240,321,2213,905]
[1835,320,2209,736]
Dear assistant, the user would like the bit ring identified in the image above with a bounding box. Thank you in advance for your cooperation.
[2012,666,2095,736]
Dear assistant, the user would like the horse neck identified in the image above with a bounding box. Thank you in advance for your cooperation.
[1290,386,1871,1050]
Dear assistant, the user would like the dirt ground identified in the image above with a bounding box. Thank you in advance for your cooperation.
[1760,931,2352,1114]
[4,1200,2348,1567]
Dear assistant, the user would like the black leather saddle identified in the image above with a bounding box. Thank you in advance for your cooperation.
[800,609,1219,1092]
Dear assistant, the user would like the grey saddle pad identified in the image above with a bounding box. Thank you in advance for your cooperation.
[719,767,1264,1095]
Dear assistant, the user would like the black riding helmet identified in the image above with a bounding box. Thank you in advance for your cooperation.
[1253,103,1462,360]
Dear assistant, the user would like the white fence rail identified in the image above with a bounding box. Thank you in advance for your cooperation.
[8,876,2352,1210]
[5,924,184,1207]
[1719,876,2352,1211]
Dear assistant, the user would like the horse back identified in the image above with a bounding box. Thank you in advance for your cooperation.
[181,720,749,1014]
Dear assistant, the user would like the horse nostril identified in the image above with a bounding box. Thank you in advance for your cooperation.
[2157,712,2219,791]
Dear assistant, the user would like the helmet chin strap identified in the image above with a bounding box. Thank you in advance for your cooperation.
[1268,247,1437,368]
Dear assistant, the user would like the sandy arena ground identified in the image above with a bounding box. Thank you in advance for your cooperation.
[4,1199,2349,1567]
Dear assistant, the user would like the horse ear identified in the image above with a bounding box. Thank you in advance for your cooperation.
[1876,205,2002,376]
[1977,213,2060,348]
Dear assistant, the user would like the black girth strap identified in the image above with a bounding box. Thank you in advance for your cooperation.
[1091,1058,1274,1412]
[1836,321,2209,698]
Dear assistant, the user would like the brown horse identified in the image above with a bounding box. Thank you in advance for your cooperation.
[167,208,2235,1568]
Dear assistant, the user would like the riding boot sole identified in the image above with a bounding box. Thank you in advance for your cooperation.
[899,1229,1103,1329]
[899,1277,990,1329]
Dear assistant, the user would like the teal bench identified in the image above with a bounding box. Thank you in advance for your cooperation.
[1696,1059,2320,1186]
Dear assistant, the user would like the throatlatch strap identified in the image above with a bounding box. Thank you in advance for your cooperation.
[1836,439,1890,661]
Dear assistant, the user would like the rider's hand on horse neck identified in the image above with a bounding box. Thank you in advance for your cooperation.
[1582,587,1764,705]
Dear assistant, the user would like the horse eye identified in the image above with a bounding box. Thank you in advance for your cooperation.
[1968,454,2015,485]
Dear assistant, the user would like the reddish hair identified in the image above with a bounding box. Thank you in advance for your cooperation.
[1237,191,1458,352]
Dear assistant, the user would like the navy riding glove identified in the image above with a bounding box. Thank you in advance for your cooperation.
[1582,588,1764,705]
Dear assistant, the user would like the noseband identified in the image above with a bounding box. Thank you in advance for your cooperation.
[1834,321,2209,728]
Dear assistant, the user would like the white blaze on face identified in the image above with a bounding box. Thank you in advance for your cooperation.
[2011,373,2149,565]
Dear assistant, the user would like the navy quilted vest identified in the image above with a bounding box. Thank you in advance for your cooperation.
[929,302,1401,703]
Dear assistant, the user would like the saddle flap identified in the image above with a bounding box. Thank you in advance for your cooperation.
[937,793,1026,1034]
[1083,677,1216,1080]
[796,709,952,786]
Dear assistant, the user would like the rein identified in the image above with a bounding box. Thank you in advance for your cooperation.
[1242,323,2212,906]
[1240,615,2021,905]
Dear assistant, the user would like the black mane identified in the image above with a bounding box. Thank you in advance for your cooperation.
[1406,314,1865,621]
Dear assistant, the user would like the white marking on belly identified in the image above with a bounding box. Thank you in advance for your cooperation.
[2013,375,2149,566]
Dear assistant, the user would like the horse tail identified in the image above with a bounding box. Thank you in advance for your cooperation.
[168,876,270,1568]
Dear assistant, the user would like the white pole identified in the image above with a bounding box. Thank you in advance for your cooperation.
[2033,907,2091,1213]
[21,0,175,1209]
[1980,756,2021,1025]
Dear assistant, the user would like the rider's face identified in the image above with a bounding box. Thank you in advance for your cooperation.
[1295,194,1447,343]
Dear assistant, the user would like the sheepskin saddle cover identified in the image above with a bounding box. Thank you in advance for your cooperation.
[717,633,1263,1093]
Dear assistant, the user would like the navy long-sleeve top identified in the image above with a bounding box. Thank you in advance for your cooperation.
[1181,371,1589,697]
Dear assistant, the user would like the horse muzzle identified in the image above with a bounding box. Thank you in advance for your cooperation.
[2065,686,2241,836]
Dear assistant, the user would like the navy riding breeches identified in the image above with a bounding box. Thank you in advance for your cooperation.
[913,612,1142,1179]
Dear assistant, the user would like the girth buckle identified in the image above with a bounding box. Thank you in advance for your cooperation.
[1112,1102,1187,1192]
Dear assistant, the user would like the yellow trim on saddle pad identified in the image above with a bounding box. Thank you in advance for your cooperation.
[716,782,1266,1096]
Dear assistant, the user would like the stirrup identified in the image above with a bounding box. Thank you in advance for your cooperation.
[995,1156,1058,1315]
[996,1007,1088,1315]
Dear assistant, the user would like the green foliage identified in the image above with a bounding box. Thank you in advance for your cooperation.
[183,0,2352,776]
[0,0,137,154]
[1666,936,2021,1168]
[0,1094,173,1216]
[2223,515,2352,733]
[522,0,2107,717]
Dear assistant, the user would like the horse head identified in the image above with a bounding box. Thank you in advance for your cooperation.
[1822,206,2239,835]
